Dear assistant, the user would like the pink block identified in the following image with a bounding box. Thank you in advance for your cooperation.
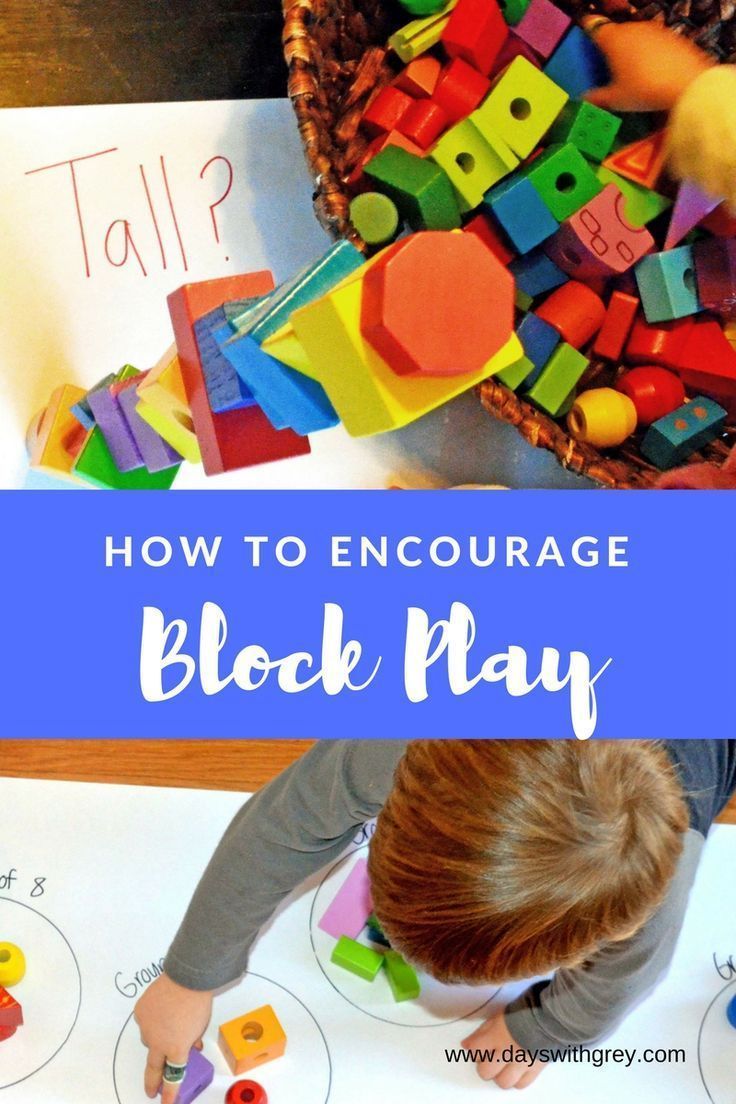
[664,180,721,250]
[318,858,373,939]
[513,0,570,59]
[545,184,653,281]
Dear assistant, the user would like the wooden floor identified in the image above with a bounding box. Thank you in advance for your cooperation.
[2,740,735,824]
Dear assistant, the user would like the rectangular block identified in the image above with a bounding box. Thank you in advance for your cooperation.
[318,858,373,939]
[441,0,508,74]
[117,380,182,473]
[510,250,567,297]
[513,0,570,58]
[135,348,201,464]
[475,56,568,158]
[516,311,560,381]
[543,26,608,97]
[29,383,89,483]
[526,340,588,415]
[384,950,421,1002]
[523,142,602,222]
[70,373,116,430]
[483,171,558,253]
[87,366,145,473]
[73,425,180,489]
[548,100,620,162]
[495,352,535,389]
[592,291,639,361]
[218,1005,287,1077]
[640,396,727,469]
[635,246,701,323]
[331,936,385,981]
[429,118,518,211]
[365,145,461,230]
[545,183,654,281]
[193,305,257,413]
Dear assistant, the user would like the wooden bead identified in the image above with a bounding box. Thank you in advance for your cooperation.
[567,387,637,447]
[727,994,736,1029]
[0,988,23,1038]
[349,192,400,245]
[27,383,89,484]
[474,56,568,160]
[592,291,639,361]
[510,250,566,297]
[389,3,458,63]
[398,98,450,148]
[483,171,558,253]
[616,367,686,426]
[361,87,415,138]
[602,130,667,190]
[394,56,442,97]
[674,319,736,401]
[384,950,421,1001]
[331,936,384,980]
[516,312,559,379]
[433,58,491,123]
[489,31,541,76]
[218,1006,287,1077]
[536,280,606,348]
[225,1081,268,1104]
[441,0,509,74]
[595,166,671,228]
[640,396,727,469]
[399,0,448,15]
[0,945,25,989]
[545,183,653,280]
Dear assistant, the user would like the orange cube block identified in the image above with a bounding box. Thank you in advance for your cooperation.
[28,383,89,483]
[218,1005,287,1076]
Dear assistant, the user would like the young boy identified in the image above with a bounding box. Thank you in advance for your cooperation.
[135,739,736,1100]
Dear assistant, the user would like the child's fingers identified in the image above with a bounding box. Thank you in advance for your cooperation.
[160,1051,191,1104]
[143,1048,166,1098]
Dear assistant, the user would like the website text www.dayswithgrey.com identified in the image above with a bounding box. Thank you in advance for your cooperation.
[446,1045,687,1069]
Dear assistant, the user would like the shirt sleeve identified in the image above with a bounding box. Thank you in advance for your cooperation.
[164,739,408,990]
[666,65,736,211]
[504,827,704,1052]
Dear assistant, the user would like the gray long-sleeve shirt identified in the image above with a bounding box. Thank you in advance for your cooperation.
[164,739,735,1050]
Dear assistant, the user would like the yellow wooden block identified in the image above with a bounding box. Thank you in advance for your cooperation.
[218,1004,287,1076]
[135,346,201,463]
[389,0,458,62]
[135,399,201,464]
[290,274,522,436]
[261,322,319,380]
[29,383,89,483]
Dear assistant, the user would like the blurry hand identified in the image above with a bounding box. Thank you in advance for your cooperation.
[461,1011,546,1090]
[134,974,213,1104]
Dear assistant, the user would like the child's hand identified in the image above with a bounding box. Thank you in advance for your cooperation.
[134,974,214,1103]
[582,18,715,112]
[461,1011,546,1090]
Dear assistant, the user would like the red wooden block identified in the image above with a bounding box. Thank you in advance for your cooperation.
[673,319,736,399]
[602,130,667,190]
[593,291,639,361]
[433,58,491,123]
[702,203,736,238]
[0,988,22,1039]
[398,99,450,148]
[360,230,514,376]
[490,31,541,76]
[624,315,694,368]
[442,0,509,75]
[545,184,653,281]
[167,276,310,476]
[536,280,606,348]
[225,1082,268,1104]
[394,56,442,98]
[463,211,516,266]
[361,87,415,138]
[345,130,424,192]
[616,366,685,425]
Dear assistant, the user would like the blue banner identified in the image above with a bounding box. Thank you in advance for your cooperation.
[0,490,733,739]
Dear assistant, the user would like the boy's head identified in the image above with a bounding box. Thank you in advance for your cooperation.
[368,740,688,984]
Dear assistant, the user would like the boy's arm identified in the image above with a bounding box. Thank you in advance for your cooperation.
[504,828,704,1051]
[164,739,407,990]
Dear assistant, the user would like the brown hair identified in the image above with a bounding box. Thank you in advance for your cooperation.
[368,740,688,983]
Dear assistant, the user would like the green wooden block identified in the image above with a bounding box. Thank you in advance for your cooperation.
[73,426,180,489]
[349,192,400,245]
[472,58,568,160]
[595,165,671,228]
[499,0,531,23]
[515,288,533,312]
[547,101,621,163]
[526,342,588,416]
[384,950,421,1002]
[495,353,534,390]
[523,143,602,222]
[364,146,461,231]
[429,119,518,213]
[331,936,384,981]
[399,0,448,14]
[389,0,457,61]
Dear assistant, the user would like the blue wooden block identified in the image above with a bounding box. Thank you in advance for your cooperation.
[727,994,736,1029]
[510,251,567,298]
[543,27,609,98]
[483,173,559,254]
[640,396,727,469]
[194,306,257,413]
[221,334,339,436]
[70,373,116,429]
[635,246,701,323]
[516,312,560,383]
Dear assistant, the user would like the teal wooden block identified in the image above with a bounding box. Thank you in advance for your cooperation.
[640,396,727,469]
[635,246,701,323]
[523,143,602,222]
[365,146,462,230]
[526,341,588,415]
[429,119,518,213]
[548,101,621,163]
[331,936,384,981]
[494,353,535,389]
[384,950,421,1002]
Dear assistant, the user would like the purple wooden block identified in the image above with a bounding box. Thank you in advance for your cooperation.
[693,237,736,318]
[158,1048,214,1104]
[117,380,182,472]
[490,30,541,76]
[318,858,373,940]
[514,0,570,59]
[664,180,721,250]
[87,380,144,472]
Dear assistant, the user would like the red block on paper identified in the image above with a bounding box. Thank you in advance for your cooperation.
[168,275,310,476]
[442,0,508,75]
[0,988,22,1040]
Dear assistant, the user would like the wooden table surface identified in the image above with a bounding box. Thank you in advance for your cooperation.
[2,740,734,824]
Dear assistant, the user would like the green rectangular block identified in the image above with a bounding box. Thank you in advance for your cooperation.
[384,950,421,1002]
[73,426,180,489]
[548,101,621,163]
[495,353,534,390]
[515,288,534,312]
[364,146,461,231]
[331,936,384,981]
[595,165,671,228]
[523,143,602,222]
[526,342,588,416]
[429,119,518,213]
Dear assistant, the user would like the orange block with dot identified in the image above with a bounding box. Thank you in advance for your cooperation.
[535,280,606,348]
[360,231,514,376]
[218,1004,287,1076]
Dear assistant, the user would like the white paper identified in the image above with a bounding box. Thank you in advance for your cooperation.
[0,776,733,1103]
[0,100,589,491]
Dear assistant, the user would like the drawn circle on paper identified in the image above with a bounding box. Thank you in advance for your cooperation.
[113,971,332,1103]
[310,845,499,1027]
[697,978,736,1103]
[0,896,82,1090]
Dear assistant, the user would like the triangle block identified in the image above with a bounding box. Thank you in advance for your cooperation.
[664,181,721,250]
[603,130,667,189]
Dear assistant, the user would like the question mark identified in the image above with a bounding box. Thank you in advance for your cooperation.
[200,156,234,261]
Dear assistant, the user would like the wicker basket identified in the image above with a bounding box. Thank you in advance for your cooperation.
[282,0,736,486]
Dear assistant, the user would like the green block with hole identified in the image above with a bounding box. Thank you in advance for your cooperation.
[595,165,671,228]
[495,352,534,390]
[364,146,461,231]
[428,119,518,213]
[525,342,588,416]
[472,57,568,160]
[331,936,384,981]
[522,143,602,222]
[548,101,621,163]
[384,951,421,1002]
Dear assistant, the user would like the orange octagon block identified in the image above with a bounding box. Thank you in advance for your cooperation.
[360,231,514,376]
[218,1004,287,1076]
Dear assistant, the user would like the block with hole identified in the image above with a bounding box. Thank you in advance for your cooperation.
[482,171,558,253]
[640,396,727,469]
[592,291,639,361]
[428,118,518,211]
[545,183,653,281]
[135,347,201,464]
[693,237,736,319]
[567,387,637,448]
[441,0,509,74]
[0,988,23,1041]
[389,0,459,62]
[548,100,620,163]
[595,166,670,228]
[349,192,401,246]
[225,1081,268,1104]
[398,98,451,148]
[394,55,442,97]
[116,379,182,473]
[218,1005,287,1077]
[536,280,606,348]
[525,341,589,416]
[522,142,601,222]
[331,936,385,981]
[433,58,491,123]
[543,26,609,97]
[509,250,566,297]
[27,383,89,484]
[157,1048,214,1104]
[513,0,570,57]
[616,367,686,426]
[474,57,567,158]
[86,365,145,473]
[515,312,560,382]
[364,145,462,230]
[384,950,421,1001]
[0,945,25,989]
[318,857,373,940]
[634,246,701,323]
